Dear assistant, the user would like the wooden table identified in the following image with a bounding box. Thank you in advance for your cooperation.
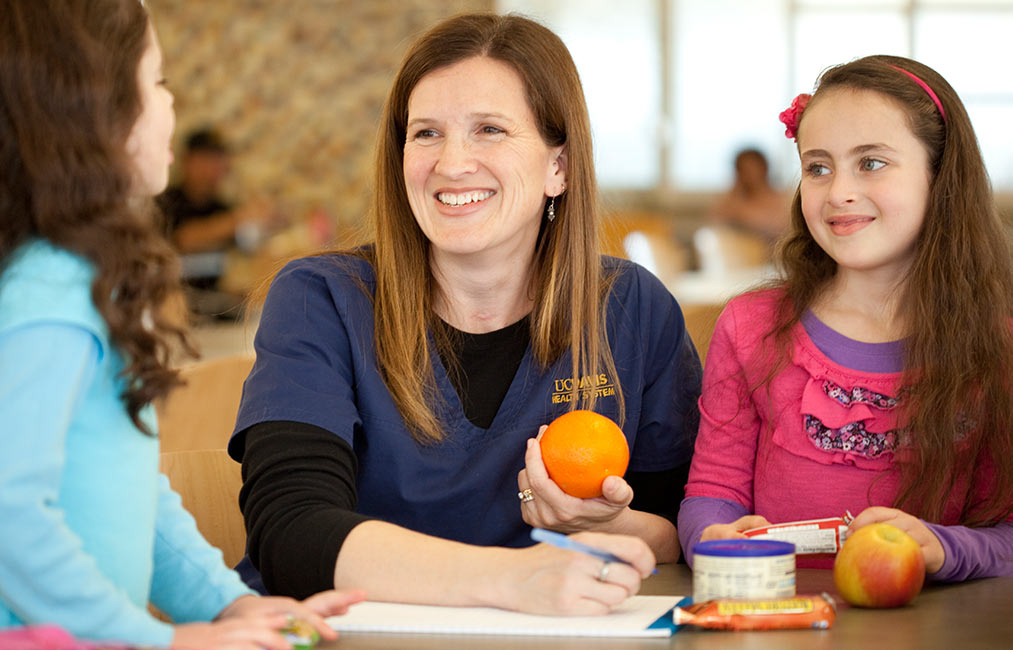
[320,564,1013,649]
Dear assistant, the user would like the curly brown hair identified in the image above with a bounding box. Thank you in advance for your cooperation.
[771,55,1013,526]
[0,0,191,433]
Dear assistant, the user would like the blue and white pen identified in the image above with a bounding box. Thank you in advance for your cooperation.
[530,528,657,575]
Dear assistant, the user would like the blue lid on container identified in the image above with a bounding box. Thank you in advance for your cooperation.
[693,539,795,557]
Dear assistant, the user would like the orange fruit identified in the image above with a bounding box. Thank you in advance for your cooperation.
[540,410,630,498]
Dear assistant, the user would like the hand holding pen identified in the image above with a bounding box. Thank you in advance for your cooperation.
[532,528,659,576]
[507,529,656,616]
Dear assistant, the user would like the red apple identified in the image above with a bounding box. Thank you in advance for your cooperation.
[833,522,925,608]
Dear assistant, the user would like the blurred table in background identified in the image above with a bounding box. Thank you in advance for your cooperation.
[667,266,777,307]
[611,213,778,307]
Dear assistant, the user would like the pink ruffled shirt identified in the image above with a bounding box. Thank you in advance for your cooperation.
[681,289,1013,574]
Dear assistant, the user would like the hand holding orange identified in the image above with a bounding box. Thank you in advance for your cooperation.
[539,410,630,499]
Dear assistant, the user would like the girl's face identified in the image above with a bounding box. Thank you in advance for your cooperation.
[797,88,932,279]
[125,25,175,198]
[402,56,566,266]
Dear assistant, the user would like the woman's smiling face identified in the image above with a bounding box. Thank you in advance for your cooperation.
[402,56,565,264]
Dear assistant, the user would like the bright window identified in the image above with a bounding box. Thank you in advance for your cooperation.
[669,0,790,190]
[500,0,662,188]
[496,0,1013,191]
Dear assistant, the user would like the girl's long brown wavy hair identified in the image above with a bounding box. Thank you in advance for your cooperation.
[353,13,621,443]
[770,55,1013,526]
[0,0,191,433]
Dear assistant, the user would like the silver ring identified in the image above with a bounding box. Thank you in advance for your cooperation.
[598,561,610,582]
[518,488,535,503]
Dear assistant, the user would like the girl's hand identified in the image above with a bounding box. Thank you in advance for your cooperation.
[848,506,945,573]
[214,589,367,644]
[172,617,292,650]
[498,531,655,616]
[700,515,772,542]
[517,427,631,533]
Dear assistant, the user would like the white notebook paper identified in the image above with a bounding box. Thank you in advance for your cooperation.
[326,595,683,638]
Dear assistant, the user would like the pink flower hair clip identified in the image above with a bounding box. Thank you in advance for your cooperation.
[779,93,811,141]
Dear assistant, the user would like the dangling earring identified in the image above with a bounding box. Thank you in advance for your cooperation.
[547,195,556,222]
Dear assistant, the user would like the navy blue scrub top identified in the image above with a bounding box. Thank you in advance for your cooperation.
[230,253,701,549]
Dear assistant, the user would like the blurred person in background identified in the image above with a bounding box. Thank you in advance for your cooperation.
[158,128,279,317]
[708,148,789,243]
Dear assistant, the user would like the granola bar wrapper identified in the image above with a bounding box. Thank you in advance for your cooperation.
[673,594,836,631]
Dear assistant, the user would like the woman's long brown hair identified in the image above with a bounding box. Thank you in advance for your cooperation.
[771,55,1013,525]
[354,13,621,443]
[0,0,191,433]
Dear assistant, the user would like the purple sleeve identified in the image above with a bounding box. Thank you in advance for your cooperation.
[924,521,1013,582]
[677,496,751,567]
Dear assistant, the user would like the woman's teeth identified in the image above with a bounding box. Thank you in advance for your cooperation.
[437,190,494,206]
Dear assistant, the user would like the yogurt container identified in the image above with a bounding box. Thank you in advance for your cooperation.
[692,539,796,602]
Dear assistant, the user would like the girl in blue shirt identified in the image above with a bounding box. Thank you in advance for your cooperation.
[0,1,362,647]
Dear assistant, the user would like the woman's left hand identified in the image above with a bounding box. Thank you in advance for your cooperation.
[848,507,945,574]
[517,426,632,533]
[217,589,367,642]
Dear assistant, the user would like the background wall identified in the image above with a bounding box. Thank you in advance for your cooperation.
[149,0,492,230]
[149,0,1009,252]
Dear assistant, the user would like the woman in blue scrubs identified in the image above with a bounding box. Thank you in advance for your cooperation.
[230,13,701,615]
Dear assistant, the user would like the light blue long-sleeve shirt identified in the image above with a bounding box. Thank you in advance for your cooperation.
[0,240,252,647]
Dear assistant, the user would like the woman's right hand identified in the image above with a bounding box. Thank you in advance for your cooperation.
[517,433,633,533]
[495,531,655,616]
[172,615,293,650]
[700,515,772,542]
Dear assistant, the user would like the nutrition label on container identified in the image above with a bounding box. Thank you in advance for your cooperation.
[743,516,850,555]
[693,554,797,602]
[691,540,797,603]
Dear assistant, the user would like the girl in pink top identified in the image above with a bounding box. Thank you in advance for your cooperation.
[679,55,1013,581]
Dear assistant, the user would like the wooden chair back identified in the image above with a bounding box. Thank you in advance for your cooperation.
[682,303,725,363]
[157,355,255,452]
[160,449,246,568]
[601,211,676,259]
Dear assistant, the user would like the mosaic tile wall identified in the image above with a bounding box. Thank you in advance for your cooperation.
[149,0,491,229]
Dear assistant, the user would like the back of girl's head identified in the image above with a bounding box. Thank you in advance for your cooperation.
[0,0,148,257]
[0,0,190,430]
[777,55,1013,525]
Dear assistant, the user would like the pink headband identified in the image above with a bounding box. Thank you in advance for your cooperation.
[890,65,946,121]
[780,64,947,140]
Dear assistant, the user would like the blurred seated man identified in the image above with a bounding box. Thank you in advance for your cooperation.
[708,148,789,243]
[161,129,237,257]
[158,128,267,317]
